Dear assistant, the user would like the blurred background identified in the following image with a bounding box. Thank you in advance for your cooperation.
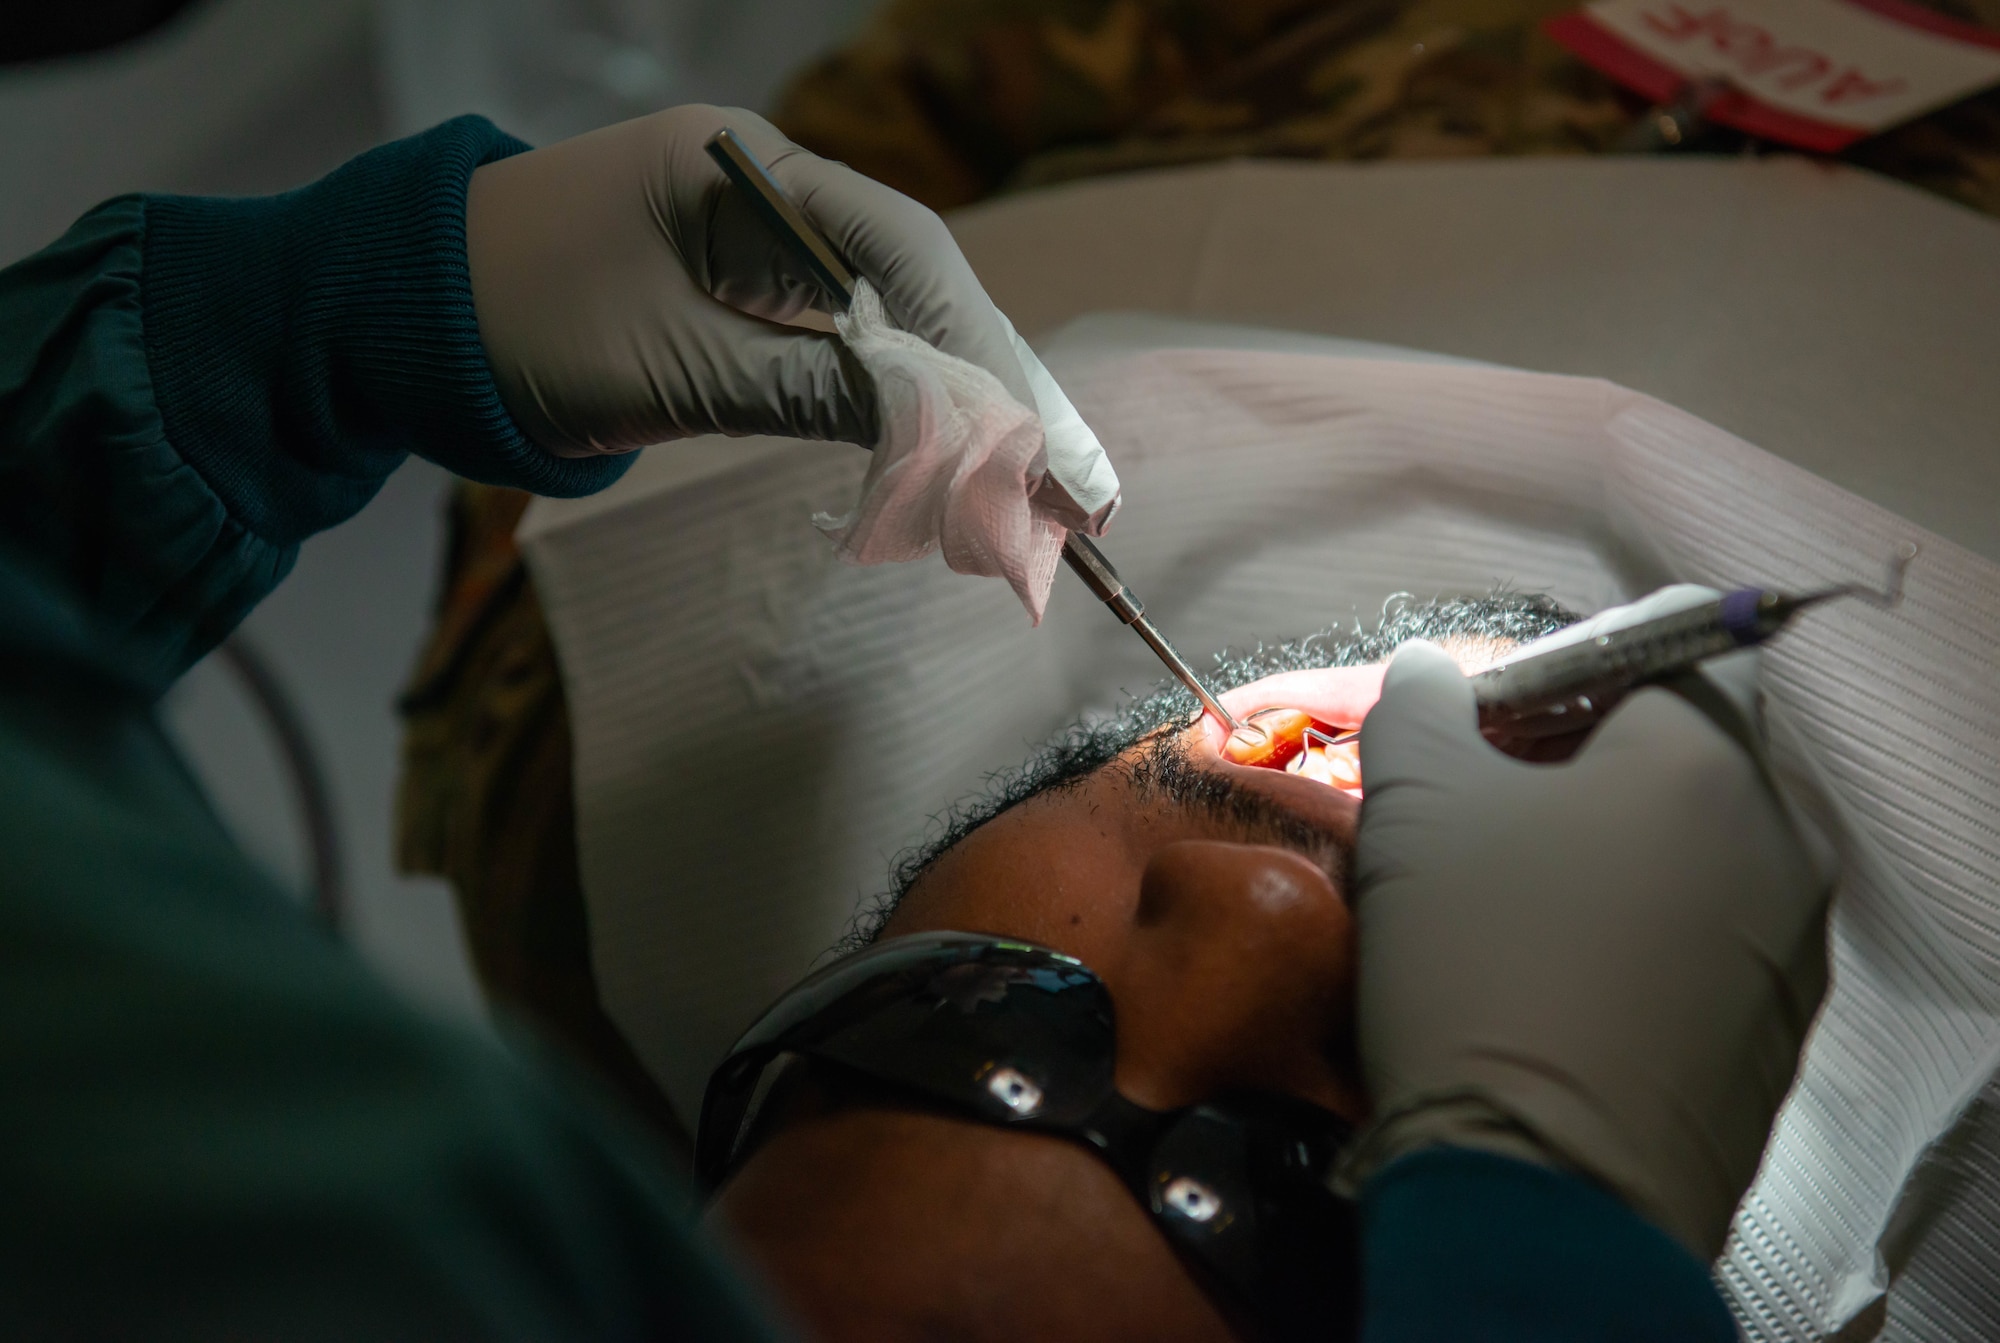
[0,0,877,1020]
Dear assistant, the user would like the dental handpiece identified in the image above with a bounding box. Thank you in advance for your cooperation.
[1471,543,1919,742]
[704,128,1246,737]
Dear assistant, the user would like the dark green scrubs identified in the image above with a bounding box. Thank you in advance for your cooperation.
[0,115,1735,1341]
[0,116,779,1341]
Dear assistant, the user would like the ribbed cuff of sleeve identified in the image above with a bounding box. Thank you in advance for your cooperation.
[140,115,631,545]
[1361,1148,1737,1343]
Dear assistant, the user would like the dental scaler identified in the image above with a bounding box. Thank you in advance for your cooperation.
[705,128,1249,738]
[1469,543,1919,743]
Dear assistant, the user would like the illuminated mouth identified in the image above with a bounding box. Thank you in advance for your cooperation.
[1223,707,1363,797]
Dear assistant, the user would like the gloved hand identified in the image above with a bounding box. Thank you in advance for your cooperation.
[1346,632,1834,1259]
[465,105,1037,457]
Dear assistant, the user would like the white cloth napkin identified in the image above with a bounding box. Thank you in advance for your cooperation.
[815,279,1121,623]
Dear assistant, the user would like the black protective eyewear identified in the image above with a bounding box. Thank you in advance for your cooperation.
[697,932,1359,1342]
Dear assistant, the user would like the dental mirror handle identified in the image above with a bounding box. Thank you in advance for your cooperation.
[706,129,856,307]
[707,128,1245,737]
[1061,536,1243,735]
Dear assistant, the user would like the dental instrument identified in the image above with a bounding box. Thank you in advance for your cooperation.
[1311,543,1921,748]
[704,128,1249,738]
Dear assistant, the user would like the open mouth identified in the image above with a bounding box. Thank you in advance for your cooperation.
[1193,666,1387,798]
[1222,707,1364,796]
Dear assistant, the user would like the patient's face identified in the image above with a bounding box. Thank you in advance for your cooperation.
[881,662,1394,1119]
[712,598,1574,1343]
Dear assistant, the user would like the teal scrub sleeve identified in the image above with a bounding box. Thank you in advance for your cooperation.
[0,121,782,1339]
[0,115,628,695]
[0,674,783,1340]
[1361,1148,1739,1342]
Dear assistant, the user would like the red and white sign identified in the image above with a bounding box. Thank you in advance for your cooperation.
[1548,0,2000,150]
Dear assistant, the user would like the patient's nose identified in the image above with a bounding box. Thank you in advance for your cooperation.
[1109,841,1362,1120]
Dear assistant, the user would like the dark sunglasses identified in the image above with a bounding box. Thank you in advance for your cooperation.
[697,932,1359,1342]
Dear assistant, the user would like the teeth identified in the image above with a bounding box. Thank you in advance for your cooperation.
[1221,709,1365,795]
[1223,706,1315,769]
[1286,743,1363,794]
[1324,746,1362,787]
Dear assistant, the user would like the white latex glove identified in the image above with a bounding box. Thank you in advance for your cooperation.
[1347,632,1834,1259]
[464,104,1117,533]
[994,307,1122,534]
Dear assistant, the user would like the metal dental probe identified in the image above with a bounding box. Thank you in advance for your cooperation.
[1312,542,1921,748]
[1053,530,1246,733]
[704,128,1251,738]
